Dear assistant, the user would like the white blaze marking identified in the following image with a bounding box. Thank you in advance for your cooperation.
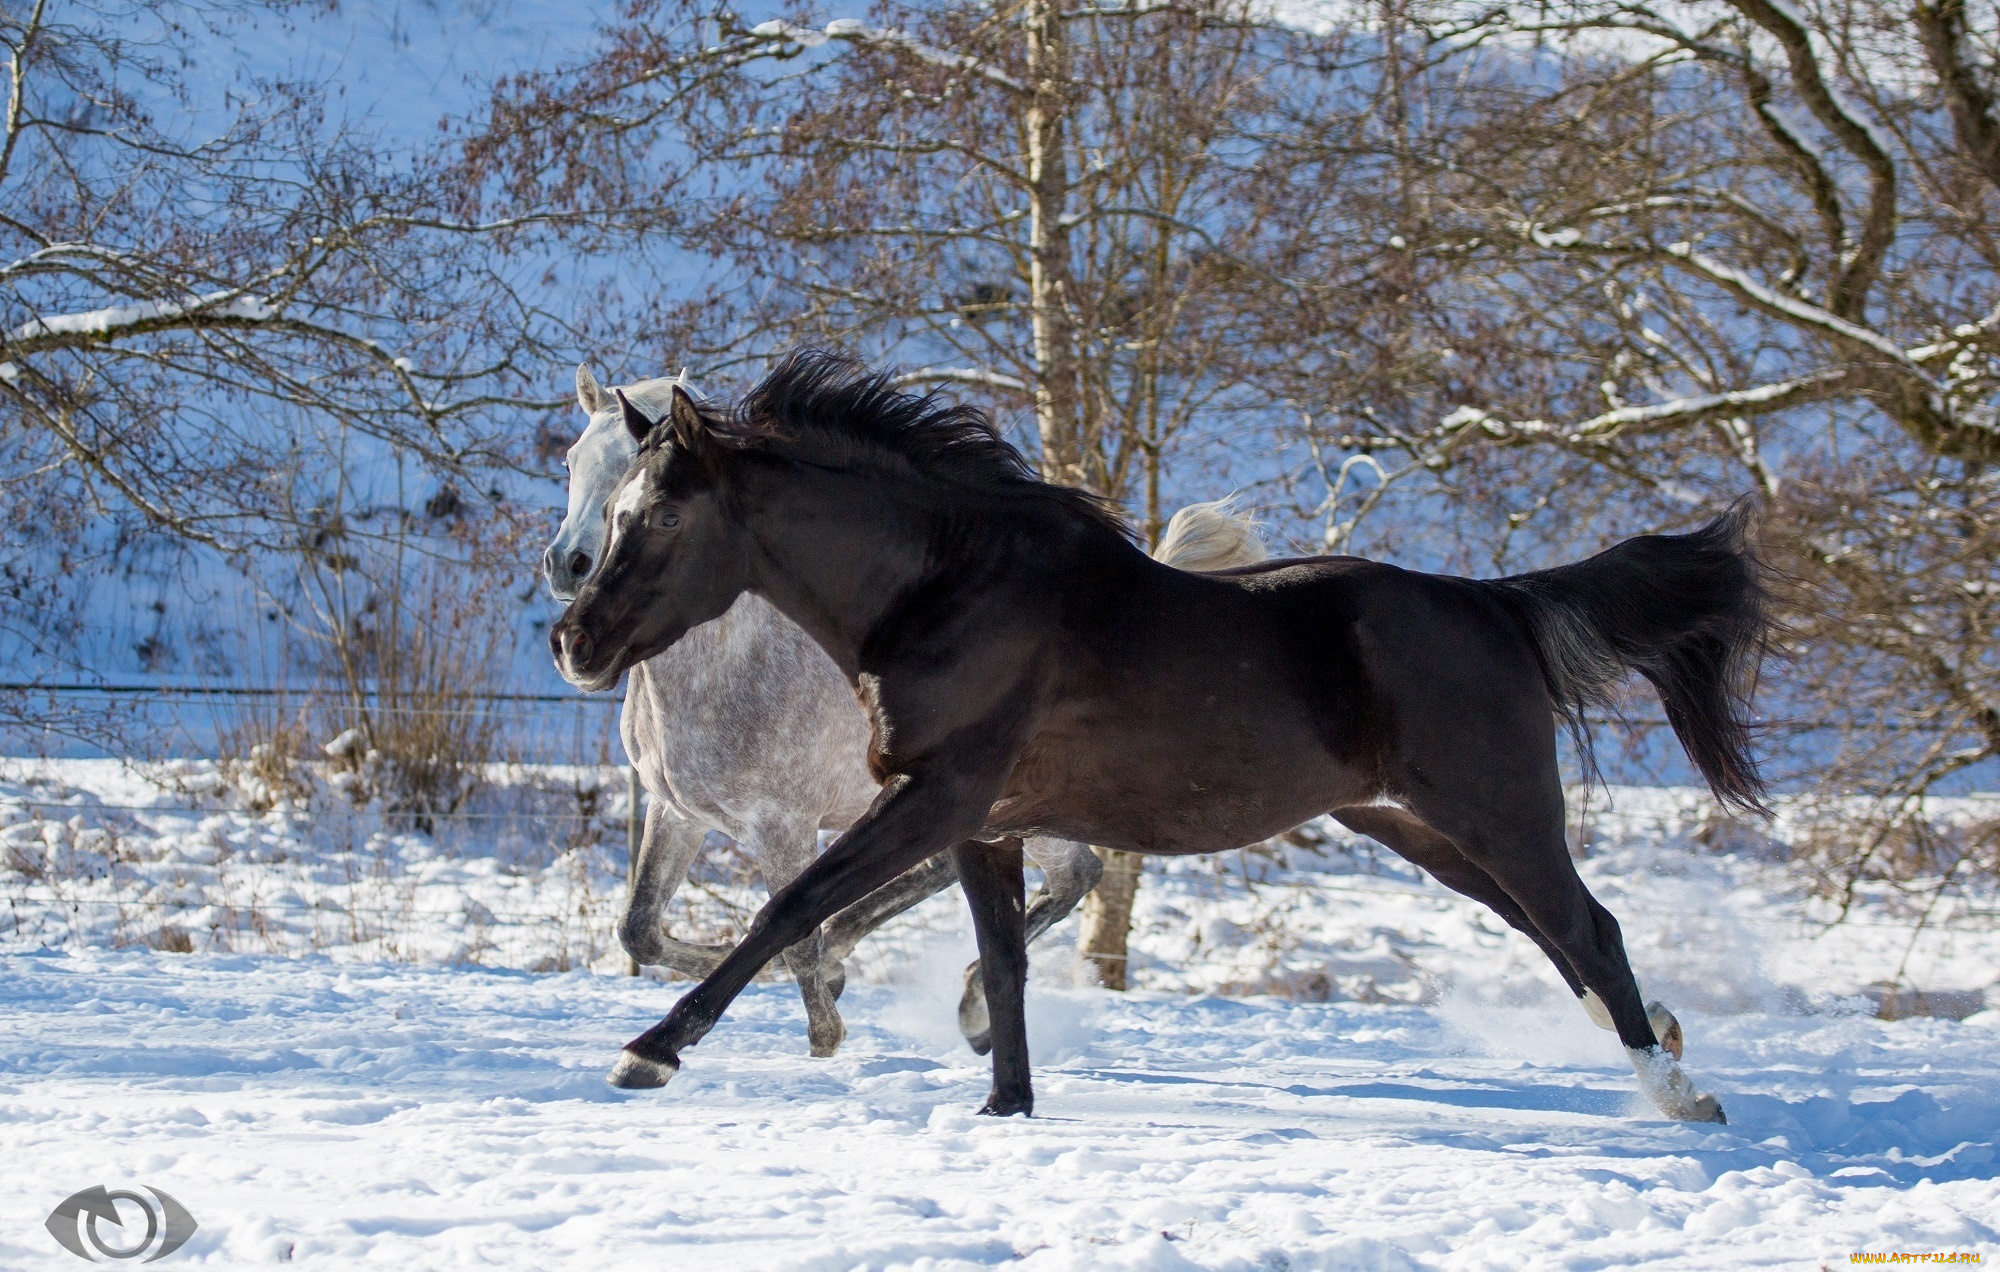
[613,475,649,521]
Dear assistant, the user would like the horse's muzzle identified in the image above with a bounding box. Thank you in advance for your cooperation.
[550,617,598,684]
[542,544,591,602]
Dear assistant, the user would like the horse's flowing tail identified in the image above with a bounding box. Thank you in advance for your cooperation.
[1152,499,1267,571]
[1483,501,1771,814]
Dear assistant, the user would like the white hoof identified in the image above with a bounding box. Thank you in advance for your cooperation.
[1581,992,1686,1061]
[607,1049,679,1089]
[1626,1046,1726,1123]
[1646,1001,1685,1061]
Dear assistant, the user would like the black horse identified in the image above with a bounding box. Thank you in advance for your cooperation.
[552,350,1768,1123]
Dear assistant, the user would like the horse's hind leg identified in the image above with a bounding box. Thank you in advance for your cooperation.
[958,837,1102,1055]
[1399,786,1725,1123]
[1335,807,1589,997]
[953,838,1032,1116]
[752,818,845,1059]
[1020,838,1106,945]
[1335,807,1685,1059]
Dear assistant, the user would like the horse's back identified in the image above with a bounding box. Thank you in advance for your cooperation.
[1217,552,1559,729]
[998,546,1558,852]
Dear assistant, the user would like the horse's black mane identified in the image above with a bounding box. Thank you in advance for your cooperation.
[691,349,1130,538]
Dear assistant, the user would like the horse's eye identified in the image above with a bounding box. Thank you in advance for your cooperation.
[652,508,680,530]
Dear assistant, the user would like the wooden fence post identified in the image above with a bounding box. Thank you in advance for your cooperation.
[625,765,642,977]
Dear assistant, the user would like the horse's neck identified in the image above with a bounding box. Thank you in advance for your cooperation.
[633,591,800,684]
[738,463,937,676]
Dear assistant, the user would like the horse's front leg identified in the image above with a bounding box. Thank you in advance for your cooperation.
[609,765,1002,1089]
[620,801,734,977]
[959,837,1101,1054]
[747,816,847,1059]
[953,839,1032,1116]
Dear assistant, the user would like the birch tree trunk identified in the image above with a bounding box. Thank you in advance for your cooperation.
[1076,848,1144,989]
[1023,0,1084,488]
[1014,0,1142,987]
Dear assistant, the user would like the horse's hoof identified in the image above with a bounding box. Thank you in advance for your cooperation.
[1625,1046,1723,1123]
[977,1093,1033,1117]
[607,1049,678,1089]
[958,963,991,1051]
[1646,1001,1685,1061]
[808,1017,846,1059]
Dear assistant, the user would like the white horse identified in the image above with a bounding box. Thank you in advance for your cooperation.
[548,364,1267,1057]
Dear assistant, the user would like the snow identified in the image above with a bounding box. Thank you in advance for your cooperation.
[743,18,1028,94]
[892,366,1034,393]
[8,762,1995,1004]
[0,953,1994,1268]
[9,294,275,343]
[1123,786,2000,1011]
[0,758,643,971]
[1,763,1996,1266]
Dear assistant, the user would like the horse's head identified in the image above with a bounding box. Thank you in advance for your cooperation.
[544,365,690,601]
[551,384,750,691]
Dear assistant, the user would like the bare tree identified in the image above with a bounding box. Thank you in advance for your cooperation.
[469,0,1399,982]
[1263,0,2000,899]
[463,0,2000,953]
[0,0,586,565]
[0,0,589,797]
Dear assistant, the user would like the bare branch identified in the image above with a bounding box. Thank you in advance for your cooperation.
[890,365,1031,392]
[1913,0,2000,194]
[1727,0,1897,318]
[746,18,1027,94]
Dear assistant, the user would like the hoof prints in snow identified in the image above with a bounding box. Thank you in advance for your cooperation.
[0,952,1994,1269]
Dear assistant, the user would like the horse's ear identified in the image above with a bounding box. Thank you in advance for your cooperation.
[576,364,607,414]
[666,384,706,451]
[614,388,658,445]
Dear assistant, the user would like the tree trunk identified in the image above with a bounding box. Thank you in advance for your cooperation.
[1024,0,1083,487]
[1019,0,1141,987]
[1080,354,1165,989]
[1077,847,1143,989]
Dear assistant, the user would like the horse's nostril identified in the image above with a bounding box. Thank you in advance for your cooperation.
[568,551,591,579]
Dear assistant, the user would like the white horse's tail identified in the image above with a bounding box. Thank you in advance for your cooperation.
[1151,498,1267,572]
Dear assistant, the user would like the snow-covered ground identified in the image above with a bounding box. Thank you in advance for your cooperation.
[1,760,1997,1267]
[0,953,1994,1269]
[5,761,1994,1007]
